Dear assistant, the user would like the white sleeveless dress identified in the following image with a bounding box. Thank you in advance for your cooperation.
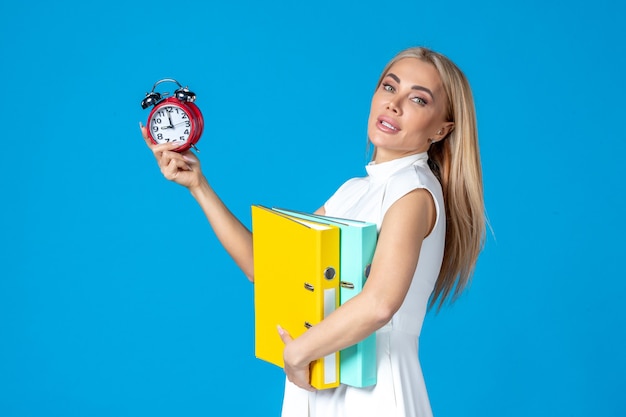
[280,152,446,417]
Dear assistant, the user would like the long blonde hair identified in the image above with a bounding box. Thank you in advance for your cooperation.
[375,47,486,310]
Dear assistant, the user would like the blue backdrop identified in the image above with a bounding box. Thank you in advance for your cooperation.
[1,0,624,416]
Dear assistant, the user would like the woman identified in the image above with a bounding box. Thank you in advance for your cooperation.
[141,46,485,417]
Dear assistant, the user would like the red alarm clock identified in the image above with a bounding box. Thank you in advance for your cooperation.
[141,78,204,152]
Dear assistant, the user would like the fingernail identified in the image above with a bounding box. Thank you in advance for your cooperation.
[277,325,285,336]
[139,121,144,129]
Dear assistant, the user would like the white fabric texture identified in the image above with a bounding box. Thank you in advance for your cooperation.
[280,152,446,417]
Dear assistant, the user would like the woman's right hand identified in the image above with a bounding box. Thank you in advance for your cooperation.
[140,123,204,189]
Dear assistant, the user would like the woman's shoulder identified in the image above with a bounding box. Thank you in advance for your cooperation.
[382,163,443,214]
[388,162,441,192]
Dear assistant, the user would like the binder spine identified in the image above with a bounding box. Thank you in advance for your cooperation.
[339,227,378,388]
[323,287,337,384]
[310,229,340,389]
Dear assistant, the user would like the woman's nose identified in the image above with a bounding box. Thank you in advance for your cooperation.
[386,98,402,115]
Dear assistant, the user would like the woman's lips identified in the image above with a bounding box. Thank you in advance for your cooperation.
[377,116,400,133]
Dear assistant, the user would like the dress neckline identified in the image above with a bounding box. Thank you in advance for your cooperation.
[365,152,428,182]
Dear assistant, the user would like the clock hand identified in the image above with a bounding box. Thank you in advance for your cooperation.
[167,112,174,128]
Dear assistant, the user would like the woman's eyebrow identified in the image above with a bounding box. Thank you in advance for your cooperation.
[385,72,435,101]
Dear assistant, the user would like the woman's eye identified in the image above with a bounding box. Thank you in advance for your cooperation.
[411,97,427,106]
[382,83,394,92]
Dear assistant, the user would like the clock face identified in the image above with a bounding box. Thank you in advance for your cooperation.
[149,104,192,146]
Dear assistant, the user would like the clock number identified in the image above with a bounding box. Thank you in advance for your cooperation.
[166,107,174,112]
[185,121,190,127]
[184,129,189,135]
[152,125,158,132]
[157,133,163,140]
[181,113,187,119]
[154,118,162,124]
[180,136,186,141]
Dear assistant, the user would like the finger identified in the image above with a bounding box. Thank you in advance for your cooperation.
[163,157,192,178]
[182,155,198,171]
[277,325,293,344]
[301,383,316,392]
[288,377,314,391]
[181,151,199,167]
[139,122,154,149]
[159,149,190,167]
[286,369,315,392]
[156,148,184,168]
[140,123,180,155]
[153,142,182,155]
[140,123,178,157]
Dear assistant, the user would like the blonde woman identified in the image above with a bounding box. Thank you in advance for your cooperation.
[141,46,485,417]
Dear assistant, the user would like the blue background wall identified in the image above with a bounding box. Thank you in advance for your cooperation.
[1,0,624,416]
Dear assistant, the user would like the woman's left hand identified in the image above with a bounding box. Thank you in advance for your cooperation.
[278,326,316,392]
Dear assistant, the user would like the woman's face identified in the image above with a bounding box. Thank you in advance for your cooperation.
[367,57,452,162]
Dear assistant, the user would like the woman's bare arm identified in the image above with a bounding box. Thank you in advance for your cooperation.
[142,125,254,281]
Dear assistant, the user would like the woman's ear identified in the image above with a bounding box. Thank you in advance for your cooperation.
[434,122,455,141]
